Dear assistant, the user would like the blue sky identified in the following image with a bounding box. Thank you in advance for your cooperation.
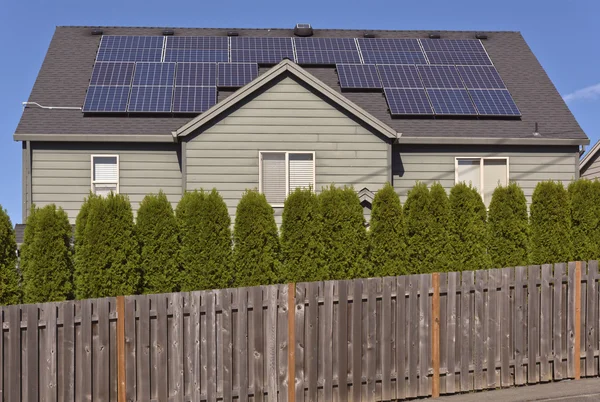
[0,0,598,225]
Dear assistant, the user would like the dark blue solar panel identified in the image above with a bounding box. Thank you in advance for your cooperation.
[336,64,381,89]
[96,48,162,62]
[164,49,229,63]
[90,62,135,86]
[357,38,421,52]
[132,63,175,86]
[173,86,217,113]
[361,51,427,65]
[128,86,173,112]
[294,37,358,51]
[176,63,217,86]
[420,39,486,53]
[231,49,294,64]
[384,88,433,115]
[456,65,506,89]
[417,65,464,89]
[230,37,293,50]
[83,86,130,112]
[100,36,163,49]
[296,50,361,65]
[377,65,422,88]
[217,63,259,87]
[426,89,477,115]
[426,51,492,66]
[469,89,521,116]
[166,36,228,50]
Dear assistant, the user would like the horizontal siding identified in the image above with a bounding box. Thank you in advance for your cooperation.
[31,142,181,222]
[581,152,600,179]
[186,76,390,222]
[393,144,579,204]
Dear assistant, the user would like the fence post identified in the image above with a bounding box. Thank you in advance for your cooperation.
[117,295,126,402]
[288,283,296,402]
[574,262,582,380]
[432,273,440,398]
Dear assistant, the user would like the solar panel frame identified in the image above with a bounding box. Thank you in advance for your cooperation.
[425,51,493,66]
[165,36,228,50]
[456,65,506,89]
[99,35,164,49]
[132,62,176,86]
[164,49,229,63]
[420,39,487,53]
[128,86,174,113]
[361,51,427,65]
[426,89,477,115]
[469,89,521,116]
[96,48,163,62]
[173,86,218,113]
[384,88,433,115]
[294,37,358,51]
[377,64,423,89]
[230,37,294,50]
[230,49,295,64]
[89,62,135,86]
[296,50,361,65]
[357,38,421,52]
[336,64,381,89]
[217,63,259,88]
[175,63,218,86]
[417,65,465,89]
[83,86,130,113]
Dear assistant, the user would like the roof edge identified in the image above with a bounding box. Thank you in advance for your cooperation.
[580,139,600,170]
[396,136,588,146]
[13,134,175,143]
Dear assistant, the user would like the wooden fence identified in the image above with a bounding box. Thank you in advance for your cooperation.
[1,261,599,401]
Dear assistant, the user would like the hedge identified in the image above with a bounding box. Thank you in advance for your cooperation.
[404,182,434,273]
[0,207,19,305]
[176,190,205,290]
[428,183,451,272]
[569,179,600,261]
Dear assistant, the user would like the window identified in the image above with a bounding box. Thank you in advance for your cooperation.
[91,155,119,197]
[455,157,508,206]
[259,151,315,206]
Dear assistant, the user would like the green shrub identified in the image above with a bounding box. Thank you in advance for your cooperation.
[176,190,205,289]
[233,190,280,287]
[136,191,180,294]
[428,183,451,272]
[530,181,573,265]
[74,193,140,298]
[20,205,73,303]
[569,179,600,261]
[0,207,19,305]
[319,185,368,279]
[369,183,407,276]
[487,183,529,268]
[405,182,435,273]
[280,187,325,283]
[447,183,490,271]
[199,190,232,289]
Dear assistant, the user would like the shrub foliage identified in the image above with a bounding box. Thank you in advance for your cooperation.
[569,179,600,261]
[0,207,19,305]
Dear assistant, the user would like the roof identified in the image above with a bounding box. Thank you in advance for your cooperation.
[14,26,589,145]
[580,140,600,172]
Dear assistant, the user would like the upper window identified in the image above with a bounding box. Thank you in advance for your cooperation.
[260,151,315,206]
[91,155,119,197]
[455,157,508,207]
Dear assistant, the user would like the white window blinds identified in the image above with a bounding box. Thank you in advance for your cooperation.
[261,153,286,205]
[483,159,508,206]
[289,153,314,191]
[457,159,481,193]
[93,156,118,182]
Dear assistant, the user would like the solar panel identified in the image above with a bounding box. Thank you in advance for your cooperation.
[417,65,464,89]
[96,48,162,62]
[83,86,130,112]
[420,39,486,53]
[165,36,228,50]
[384,88,433,115]
[231,37,294,50]
[456,65,506,89]
[296,50,361,65]
[357,38,421,52]
[176,63,217,86]
[217,63,259,87]
[377,65,422,88]
[128,86,173,112]
[132,62,176,86]
[164,49,229,63]
[294,37,358,51]
[469,89,521,116]
[90,62,135,86]
[230,49,294,64]
[426,89,477,115]
[336,64,381,89]
[100,36,164,49]
[361,51,427,65]
[173,86,217,113]
[426,51,492,66]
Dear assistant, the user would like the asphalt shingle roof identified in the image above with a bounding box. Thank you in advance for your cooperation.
[15,26,588,143]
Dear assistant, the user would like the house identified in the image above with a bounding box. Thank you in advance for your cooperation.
[579,140,600,179]
[14,25,589,241]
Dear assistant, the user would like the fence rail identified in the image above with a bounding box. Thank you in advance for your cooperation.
[0,261,598,401]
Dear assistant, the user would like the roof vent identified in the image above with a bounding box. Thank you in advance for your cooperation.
[162,29,174,36]
[363,33,376,39]
[475,33,488,40]
[227,31,239,36]
[429,32,441,39]
[91,29,103,36]
[294,23,313,37]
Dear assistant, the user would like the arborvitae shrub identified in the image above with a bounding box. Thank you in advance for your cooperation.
[136,191,180,294]
[428,183,451,272]
[569,179,600,261]
[0,207,20,304]
[530,181,573,265]
[404,182,433,274]
[369,183,407,276]
[20,205,73,303]
[233,190,280,287]
[447,183,490,271]
[319,185,368,280]
[487,183,529,268]
[74,193,140,298]
[176,190,205,289]
[280,187,325,283]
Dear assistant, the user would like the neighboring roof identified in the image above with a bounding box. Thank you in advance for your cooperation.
[14,26,589,145]
[580,140,600,172]
[175,59,397,140]
[357,188,375,205]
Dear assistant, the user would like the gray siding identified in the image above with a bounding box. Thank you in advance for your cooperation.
[581,152,600,179]
[31,142,182,222]
[393,144,579,203]
[185,75,390,224]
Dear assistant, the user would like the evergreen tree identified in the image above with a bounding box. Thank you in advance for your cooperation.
[280,187,325,283]
[530,181,573,265]
[20,205,73,303]
[233,190,280,287]
[428,183,451,272]
[176,190,205,289]
[0,207,19,305]
[569,179,600,262]
[487,183,529,268]
[405,182,434,274]
[369,183,407,276]
[447,183,490,271]
[137,191,180,294]
[319,185,368,279]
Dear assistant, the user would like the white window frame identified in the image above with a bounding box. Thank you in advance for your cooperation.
[454,157,509,204]
[91,154,120,195]
[258,151,316,207]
